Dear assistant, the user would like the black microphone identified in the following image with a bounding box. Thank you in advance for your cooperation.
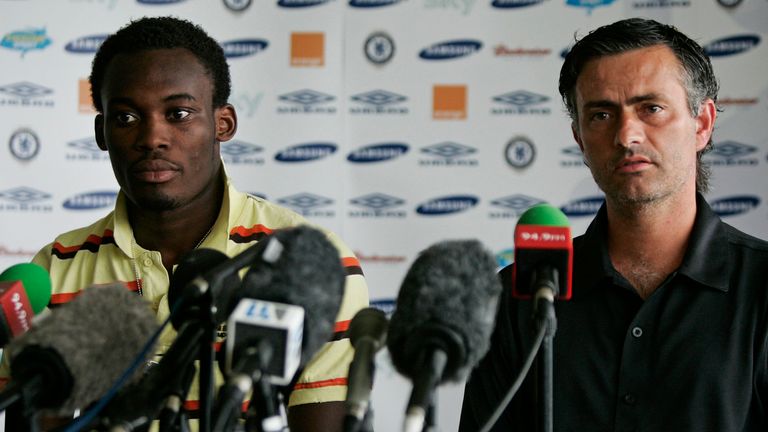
[0,284,157,418]
[214,225,346,432]
[387,240,502,432]
[344,307,388,432]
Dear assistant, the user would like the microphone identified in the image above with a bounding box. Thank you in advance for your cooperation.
[511,203,573,304]
[0,284,157,417]
[344,307,388,432]
[386,240,502,432]
[0,262,52,346]
[215,225,346,432]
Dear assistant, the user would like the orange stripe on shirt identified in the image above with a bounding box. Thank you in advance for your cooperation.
[334,320,350,333]
[293,377,348,391]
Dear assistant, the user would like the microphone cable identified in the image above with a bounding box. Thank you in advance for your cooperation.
[476,319,547,432]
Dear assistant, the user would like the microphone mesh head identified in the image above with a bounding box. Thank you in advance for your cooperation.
[6,284,158,414]
[387,239,502,383]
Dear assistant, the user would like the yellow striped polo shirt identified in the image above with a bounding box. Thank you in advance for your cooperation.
[10,176,368,411]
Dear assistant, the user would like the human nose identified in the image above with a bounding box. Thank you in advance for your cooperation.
[614,112,644,148]
[136,116,171,151]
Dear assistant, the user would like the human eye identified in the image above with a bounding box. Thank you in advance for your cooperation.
[167,108,192,121]
[645,104,663,114]
[589,111,611,122]
[114,112,138,126]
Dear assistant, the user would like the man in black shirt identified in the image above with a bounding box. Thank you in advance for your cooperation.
[460,18,768,432]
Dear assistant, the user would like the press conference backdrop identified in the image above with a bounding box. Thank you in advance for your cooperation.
[1,0,766,430]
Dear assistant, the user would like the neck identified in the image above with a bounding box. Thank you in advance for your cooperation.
[606,192,698,299]
[129,175,225,272]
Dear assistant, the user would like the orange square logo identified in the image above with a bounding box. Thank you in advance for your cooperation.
[433,85,467,120]
[78,78,95,114]
[291,32,324,67]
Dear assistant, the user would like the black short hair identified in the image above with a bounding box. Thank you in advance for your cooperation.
[90,16,231,113]
[559,18,719,193]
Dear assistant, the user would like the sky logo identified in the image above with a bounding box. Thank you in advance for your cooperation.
[220,39,269,58]
[416,195,479,215]
[561,196,605,217]
[491,0,544,8]
[347,143,409,163]
[63,191,118,210]
[710,196,760,217]
[65,34,108,54]
[704,35,760,57]
[419,40,482,60]
[275,143,337,162]
[1,28,52,57]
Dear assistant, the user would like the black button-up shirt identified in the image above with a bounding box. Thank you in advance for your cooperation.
[460,195,768,432]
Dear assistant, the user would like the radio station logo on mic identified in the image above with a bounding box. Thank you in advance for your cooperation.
[277,89,336,114]
[221,140,264,166]
[416,195,479,216]
[0,81,54,108]
[64,34,108,54]
[704,141,759,167]
[561,196,605,217]
[704,35,760,57]
[220,39,269,59]
[0,187,53,213]
[419,39,482,60]
[275,142,337,163]
[419,141,478,167]
[347,142,409,164]
[710,196,760,217]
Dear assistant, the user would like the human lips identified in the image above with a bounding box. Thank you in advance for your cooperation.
[131,159,180,183]
[615,155,652,173]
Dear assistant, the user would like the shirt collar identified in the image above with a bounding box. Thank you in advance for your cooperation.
[572,193,731,297]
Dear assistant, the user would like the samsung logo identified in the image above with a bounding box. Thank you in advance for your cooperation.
[347,143,409,163]
[221,39,269,58]
[704,35,760,57]
[275,143,337,162]
[491,0,544,8]
[561,196,605,217]
[63,191,118,210]
[349,0,400,7]
[65,34,108,53]
[137,0,186,3]
[419,40,482,60]
[416,195,479,215]
[278,0,330,6]
[710,196,760,217]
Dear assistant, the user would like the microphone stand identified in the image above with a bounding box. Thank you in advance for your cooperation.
[532,266,558,432]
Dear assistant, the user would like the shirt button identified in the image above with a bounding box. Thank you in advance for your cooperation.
[143,257,153,267]
[622,393,637,406]
[631,326,643,338]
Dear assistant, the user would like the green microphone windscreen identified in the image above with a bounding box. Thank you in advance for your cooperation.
[0,263,52,314]
[517,203,570,227]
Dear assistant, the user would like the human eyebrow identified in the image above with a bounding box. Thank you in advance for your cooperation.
[163,93,197,103]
